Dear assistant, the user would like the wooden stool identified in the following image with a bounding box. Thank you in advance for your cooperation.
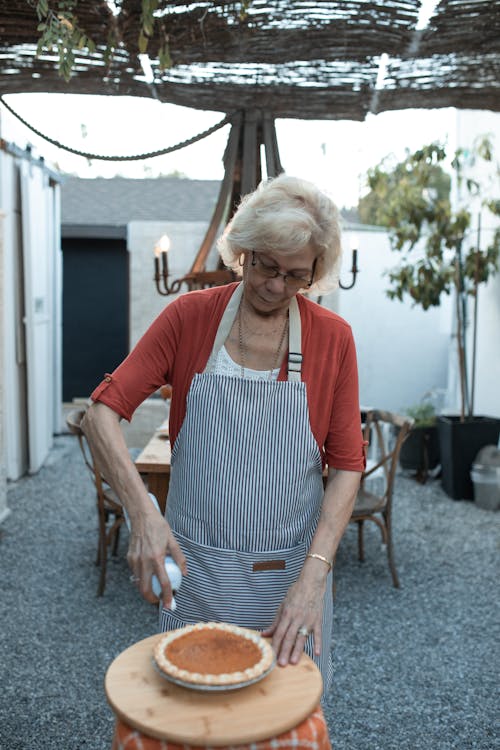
[105,634,331,750]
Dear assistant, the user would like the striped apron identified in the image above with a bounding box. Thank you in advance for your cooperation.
[160,284,333,690]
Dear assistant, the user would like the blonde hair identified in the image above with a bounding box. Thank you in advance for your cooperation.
[217,174,342,293]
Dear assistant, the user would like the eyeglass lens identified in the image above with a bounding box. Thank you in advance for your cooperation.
[251,252,314,287]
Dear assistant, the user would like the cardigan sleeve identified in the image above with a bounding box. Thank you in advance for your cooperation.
[89,300,182,421]
[323,325,366,472]
[89,285,236,433]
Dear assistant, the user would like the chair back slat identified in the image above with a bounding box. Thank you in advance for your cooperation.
[361,410,413,499]
[353,409,413,587]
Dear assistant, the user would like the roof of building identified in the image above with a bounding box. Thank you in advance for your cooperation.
[61,174,359,239]
[61,176,220,228]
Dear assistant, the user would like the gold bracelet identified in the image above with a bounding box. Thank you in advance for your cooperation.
[306,553,333,571]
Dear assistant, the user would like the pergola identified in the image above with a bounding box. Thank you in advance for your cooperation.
[1,0,499,289]
[1,1,499,117]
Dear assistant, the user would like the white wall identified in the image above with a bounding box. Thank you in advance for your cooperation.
[472,271,500,418]
[128,220,213,347]
[326,228,450,414]
[454,110,500,419]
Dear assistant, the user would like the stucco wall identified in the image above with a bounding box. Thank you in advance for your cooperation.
[456,110,500,420]
[128,220,214,348]
[472,271,500,419]
[331,228,450,414]
[458,196,500,421]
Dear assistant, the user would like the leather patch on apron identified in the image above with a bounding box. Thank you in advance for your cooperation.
[252,560,286,572]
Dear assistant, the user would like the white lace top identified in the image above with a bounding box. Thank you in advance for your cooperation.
[213,345,280,381]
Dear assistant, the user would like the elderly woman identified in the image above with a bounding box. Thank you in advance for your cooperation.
[83,174,364,693]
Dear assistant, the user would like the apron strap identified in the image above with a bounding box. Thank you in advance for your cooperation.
[287,296,302,383]
[205,283,303,380]
[205,283,244,373]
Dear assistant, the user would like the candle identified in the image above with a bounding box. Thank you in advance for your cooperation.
[159,235,170,277]
[350,235,359,272]
[161,248,168,277]
[153,241,160,279]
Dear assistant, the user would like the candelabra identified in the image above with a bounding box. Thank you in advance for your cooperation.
[154,236,358,296]
[154,234,235,296]
[339,246,359,290]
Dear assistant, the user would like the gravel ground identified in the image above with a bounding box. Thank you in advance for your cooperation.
[1,434,499,750]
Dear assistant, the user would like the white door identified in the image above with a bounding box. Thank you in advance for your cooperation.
[1,151,28,480]
[21,161,54,473]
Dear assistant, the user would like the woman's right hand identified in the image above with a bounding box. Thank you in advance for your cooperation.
[127,506,187,607]
[81,402,187,606]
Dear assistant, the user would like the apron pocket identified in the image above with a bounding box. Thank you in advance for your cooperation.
[171,531,308,630]
[159,609,191,633]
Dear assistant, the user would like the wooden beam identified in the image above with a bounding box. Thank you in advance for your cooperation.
[189,112,242,274]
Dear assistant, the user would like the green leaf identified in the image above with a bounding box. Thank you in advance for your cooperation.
[158,43,172,71]
[38,0,49,17]
[138,31,149,54]
[486,199,500,216]
[475,135,494,161]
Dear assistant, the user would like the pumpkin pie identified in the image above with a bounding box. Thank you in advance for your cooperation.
[153,621,275,687]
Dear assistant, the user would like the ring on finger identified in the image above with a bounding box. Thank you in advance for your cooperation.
[297,625,309,637]
[129,574,140,583]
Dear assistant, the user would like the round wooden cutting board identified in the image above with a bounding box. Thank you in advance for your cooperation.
[105,633,323,746]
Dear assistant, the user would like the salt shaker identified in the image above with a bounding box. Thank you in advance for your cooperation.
[123,492,182,610]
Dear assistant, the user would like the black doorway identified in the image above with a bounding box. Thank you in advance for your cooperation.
[62,237,129,401]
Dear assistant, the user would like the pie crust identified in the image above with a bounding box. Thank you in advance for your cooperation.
[153,622,275,686]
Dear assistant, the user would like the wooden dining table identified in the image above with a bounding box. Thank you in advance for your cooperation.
[135,432,171,514]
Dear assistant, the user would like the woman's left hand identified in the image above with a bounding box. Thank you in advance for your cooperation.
[261,571,327,666]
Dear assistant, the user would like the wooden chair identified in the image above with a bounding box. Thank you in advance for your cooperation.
[352,409,413,587]
[66,408,125,596]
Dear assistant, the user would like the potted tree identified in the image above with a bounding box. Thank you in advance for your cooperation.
[360,136,500,500]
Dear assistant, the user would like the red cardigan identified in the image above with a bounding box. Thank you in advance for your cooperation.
[91,284,365,472]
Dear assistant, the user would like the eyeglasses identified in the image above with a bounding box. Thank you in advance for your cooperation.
[251,252,316,291]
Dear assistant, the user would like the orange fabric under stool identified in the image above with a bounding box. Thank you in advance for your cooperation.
[111,706,332,750]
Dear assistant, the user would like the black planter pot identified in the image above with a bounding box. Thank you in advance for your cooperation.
[437,416,500,500]
[399,425,440,479]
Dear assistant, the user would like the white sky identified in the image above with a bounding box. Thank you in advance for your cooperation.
[0,93,459,209]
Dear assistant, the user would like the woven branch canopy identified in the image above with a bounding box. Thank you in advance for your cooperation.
[0,1,499,121]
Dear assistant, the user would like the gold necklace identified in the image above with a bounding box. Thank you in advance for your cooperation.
[238,306,289,379]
